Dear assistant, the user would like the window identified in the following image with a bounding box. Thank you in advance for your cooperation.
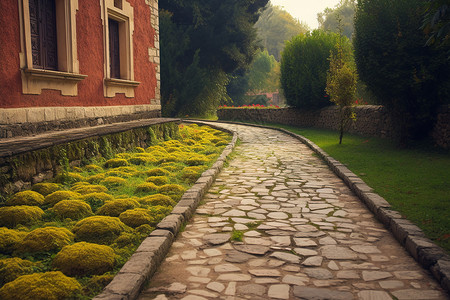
[101,0,139,98]
[19,0,86,95]
[29,0,58,70]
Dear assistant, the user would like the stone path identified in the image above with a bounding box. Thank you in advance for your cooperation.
[138,123,448,300]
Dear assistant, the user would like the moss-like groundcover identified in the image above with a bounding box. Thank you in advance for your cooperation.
[0,124,231,299]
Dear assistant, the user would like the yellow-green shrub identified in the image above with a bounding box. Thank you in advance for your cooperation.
[0,258,34,286]
[146,176,169,186]
[119,208,153,228]
[144,168,170,177]
[31,183,61,196]
[104,170,132,178]
[70,183,107,195]
[0,271,81,300]
[51,200,93,220]
[0,228,27,254]
[96,199,140,217]
[72,216,130,244]
[87,173,106,183]
[81,192,114,212]
[83,274,114,296]
[135,224,154,236]
[44,191,81,207]
[185,154,209,166]
[18,227,73,253]
[0,206,44,228]
[100,176,127,188]
[111,166,138,173]
[104,158,128,168]
[6,191,44,206]
[139,194,175,207]
[148,205,172,225]
[145,145,167,153]
[84,164,103,172]
[135,182,158,194]
[158,184,185,196]
[181,166,203,183]
[54,172,85,183]
[135,147,145,153]
[53,242,115,276]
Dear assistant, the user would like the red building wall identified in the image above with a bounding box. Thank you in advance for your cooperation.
[0,0,157,108]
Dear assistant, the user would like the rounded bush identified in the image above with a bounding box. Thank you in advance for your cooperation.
[158,184,185,196]
[146,176,169,186]
[104,158,128,168]
[53,242,115,276]
[100,176,127,188]
[6,191,44,206]
[97,199,140,217]
[84,164,104,172]
[83,274,114,296]
[72,216,130,244]
[148,205,172,225]
[70,183,107,195]
[0,257,34,286]
[119,208,154,228]
[0,271,81,300]
[135,182,159,194]
[18,227,73,253]
[181,166,203,183]
[87,173,106,183]
[0,206,44,228]
[281,30,345,109]
[54,172,85,184]
[145,168,170,177]
[128,154,158,165]
[51,200,93,220]
[81,192,114,212]
[0,228,27,254]
[139,194,176,207]
[185,154,209,166]
[136,224,154,236]
[44,191,81,207]
[31,183,61,196]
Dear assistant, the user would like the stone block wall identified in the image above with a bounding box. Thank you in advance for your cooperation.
[217,105,449,148]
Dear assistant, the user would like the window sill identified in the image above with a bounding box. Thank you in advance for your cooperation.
[21,68,87,96]
[104,78,140,98]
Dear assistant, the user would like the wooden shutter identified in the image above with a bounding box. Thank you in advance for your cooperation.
[29,0,58,70]
[109,19,121,79]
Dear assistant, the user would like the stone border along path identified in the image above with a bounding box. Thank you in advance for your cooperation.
[132,121,450,300]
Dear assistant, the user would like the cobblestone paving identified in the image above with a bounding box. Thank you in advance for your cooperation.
[138,123,448,300]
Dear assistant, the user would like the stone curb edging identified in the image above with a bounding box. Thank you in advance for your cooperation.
[204,120,450,294]
[93,120,238,300]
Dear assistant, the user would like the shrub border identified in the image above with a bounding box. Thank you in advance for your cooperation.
[93,120,238,299]
[195,120,450,294]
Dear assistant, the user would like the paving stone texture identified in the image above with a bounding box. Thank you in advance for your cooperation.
[138,123,448,300]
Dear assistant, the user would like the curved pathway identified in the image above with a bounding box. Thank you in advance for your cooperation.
[138,123,448,300]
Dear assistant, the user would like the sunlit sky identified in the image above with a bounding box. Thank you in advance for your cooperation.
[269,0,341,29]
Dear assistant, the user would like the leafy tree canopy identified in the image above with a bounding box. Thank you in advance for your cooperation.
[317,0,356,40]
[255,4,309,60]
[160,0,269,117]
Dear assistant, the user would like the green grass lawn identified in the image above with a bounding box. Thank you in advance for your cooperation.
[257,123,450,253]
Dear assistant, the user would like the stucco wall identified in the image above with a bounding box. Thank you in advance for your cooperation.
[217,105,449,149]
[0,0,159,112]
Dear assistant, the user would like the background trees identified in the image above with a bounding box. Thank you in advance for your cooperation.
[354,0,450,144]
[318,0,356,40]
[280,30,353,109]
[159,0,268,117]
[255,5,309,61]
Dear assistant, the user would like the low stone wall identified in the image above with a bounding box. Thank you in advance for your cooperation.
[0,119,179,201]
[218,105,449,147]
[432,105,450,149]
[0,107,161,139]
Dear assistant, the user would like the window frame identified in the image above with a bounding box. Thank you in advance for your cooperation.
[101,0,139,98]
[19,0,86,96]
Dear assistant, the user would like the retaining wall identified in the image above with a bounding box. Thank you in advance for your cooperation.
[217,105,450,148]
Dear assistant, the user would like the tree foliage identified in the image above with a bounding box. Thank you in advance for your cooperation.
[423,0,450,59]
[326,32,357,144]
[354,0,450,144]
[318,0,356,40]
[255,5,309,60]
[160,0,269,117]
[280,30,352,110]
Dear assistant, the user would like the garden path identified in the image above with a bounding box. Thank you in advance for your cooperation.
[137,122,448,300]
